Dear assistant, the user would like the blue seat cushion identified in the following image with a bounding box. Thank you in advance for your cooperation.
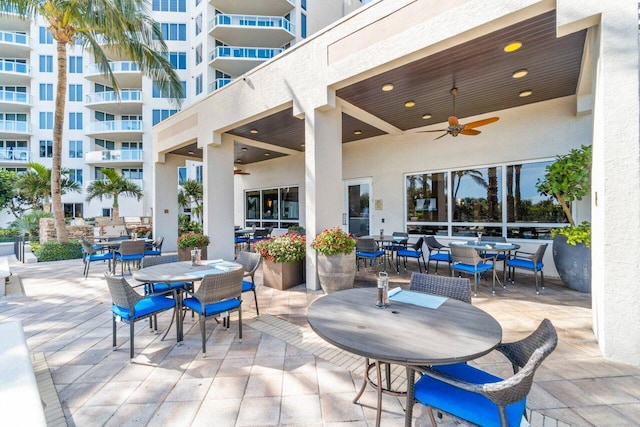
[88,252,112,262]
[117,254,144,261]
[429,253,452,262]
[241,280,255,292]
[397,249,423,258]
[357,250,385,258]
[482,253,507,260]
[111,295,175,321]
[183,297,240,316]
[414,363,526,427]
[235,237,248,244]
[507,258,543,271]
[149,282,191,293]
[144,250,161,256]
[452,262,493,274]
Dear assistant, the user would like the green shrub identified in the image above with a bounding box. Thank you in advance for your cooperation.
[34,241,83,262]
[552,221,591,248]
[0,228,19,243]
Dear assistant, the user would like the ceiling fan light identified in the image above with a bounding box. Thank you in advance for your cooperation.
[249,129,258,134]
[519,90,533,97]
[504,41,522,52]
[512,69,528,78]
[354,130,362,135]
[187,150,194,155]
[381,83,394,92]
[241,147,248,151]
[422,113,432,120]
[236,159,242,163]
[404,100,416,108]
[264,152,270,157]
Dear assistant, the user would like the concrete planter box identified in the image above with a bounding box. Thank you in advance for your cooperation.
[317,251,356,293]
[263,259,304,290]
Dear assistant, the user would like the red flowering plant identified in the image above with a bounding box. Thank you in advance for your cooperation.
[255,233,306,263]
[311,227,356,256]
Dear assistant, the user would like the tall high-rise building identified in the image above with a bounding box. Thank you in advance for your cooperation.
[0,0,363,224]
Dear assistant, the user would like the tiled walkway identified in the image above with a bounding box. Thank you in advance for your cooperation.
[2,256,640,426]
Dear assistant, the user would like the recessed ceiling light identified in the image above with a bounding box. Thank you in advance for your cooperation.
[250,129,258,134]
[236,159,242,163]
[422,113,432,120]
[512,69,528,78]
[404,101,415,108]
[241,147,248,151]
[187,150,194,155]
[381,83,394,92]
[504,41,522,53]
[264,152,270,156]
[300,143,305,147]
[519,90,533,97]
[354,130,362,135]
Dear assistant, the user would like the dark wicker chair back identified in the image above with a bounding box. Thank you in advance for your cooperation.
[79,238,96,255]
[356,237,378,252]
[425,235,447,251]
[409,273,471,304]
[480,236,507,243]
[142,254,178,268]
[194,268,244,306]
[104,274,142,313]
[153,236,164,250]
[119,240,146,255]
[235,251,261,277]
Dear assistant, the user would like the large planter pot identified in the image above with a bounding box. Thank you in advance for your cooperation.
[263,259,304,290]
[552,235,591,293]
[177,247,208,262]
[317,251,356,294]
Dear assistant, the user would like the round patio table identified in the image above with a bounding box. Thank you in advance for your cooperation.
[307,287,502,427]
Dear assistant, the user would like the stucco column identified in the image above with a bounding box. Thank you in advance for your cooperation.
[202,134,235,261]
[304,107,343,291]
[153,155,180,252]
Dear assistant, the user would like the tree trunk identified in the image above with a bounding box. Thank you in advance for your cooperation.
[52,41,69,243]
[113,194,120,219]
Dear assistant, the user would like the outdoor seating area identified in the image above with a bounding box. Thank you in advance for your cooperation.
[2,255,639,427]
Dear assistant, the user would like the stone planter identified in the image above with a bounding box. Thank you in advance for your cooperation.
[317,251,356,294]
[177,247,208,262]
[552,235,591,293]
[263,259,304,290]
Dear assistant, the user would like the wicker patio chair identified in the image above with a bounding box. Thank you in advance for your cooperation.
[409,272,471,303]
[355,237,384,271]
[79,238,112,278]
[144,236,164,257]
[141,254,193,294]
[396,237,427,272]
[115,240,146,275]
[104,273,178,359]
[506,243,548,294]
[235,251,262,315]
[182,268,244,357]
[450,244,495,296]
[414,318,558,427]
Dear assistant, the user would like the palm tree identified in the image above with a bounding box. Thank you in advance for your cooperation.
[15,162,81,211]
[85,168,142,219]
[178,179,203,224]
[3,0,183,243]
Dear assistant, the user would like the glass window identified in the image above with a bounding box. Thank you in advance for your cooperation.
[68,169,83,185]
[69,112,83,130]
[39,27,53,44]
[152,0,185,12]
[166,52,186,69]
[195,165,203,182]
[452,167,502,223]
[69,84,83,101]
[280,187,299,220]
[406,172,448,223]
[39,83,53,101]
[158,23,187,40]
[63,203,83,218]
[39,140,53,158]
[262,189,278,220]
[122,168,143,179]
[195,14,202,35]
[69,140,83,158]
[39,112,53,129]
[244,186,300,228]
[301,0,307,10]
[195,74,203,95]
[95,139,115,150]
[301,13,307,38]
[152,109,178,125]
[152,81,186,98]
[506,161,565,223]
[195,44,202,65]
[69,56,83,73]
[178,167,187,186]
[246,191,261,221]
[39,55,53,72]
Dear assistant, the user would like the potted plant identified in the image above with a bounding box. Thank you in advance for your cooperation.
[311,227,357,293]
[177,232,210,261]
[255,233,306,290]
[536,144,591,292]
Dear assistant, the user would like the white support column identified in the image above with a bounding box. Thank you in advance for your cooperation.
[304,107,343,291]
[202,134,235,261]
[153,156,180,252]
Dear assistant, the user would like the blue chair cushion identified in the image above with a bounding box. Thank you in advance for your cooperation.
[111,295,175,321]
[235,237,248,244]
[507,258,543,271]
[148,282,191,293]
[88,252,112,262]
[357,250,385,258]
[482,253,507,260]
[183,297,241,316]
[429,253,452,262]
[241,280,255,292]
[144,250,161,256]
[397,249,423,258]
[117,254,144,261]
[414,363,526,427]
[452,262,493,274]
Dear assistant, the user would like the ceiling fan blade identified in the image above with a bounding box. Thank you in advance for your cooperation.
[433,132,450,140]
[460,129,481,136]
[417,129,448,133]
[463,116,499,129]
[234,169,250,175]
[448,116,459,127]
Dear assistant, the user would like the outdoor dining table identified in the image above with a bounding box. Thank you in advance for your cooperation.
[453,241,520,283]
[99,238,154,274]
[363,235,407,271]
[307,287,502,427]
[133,259,243,340]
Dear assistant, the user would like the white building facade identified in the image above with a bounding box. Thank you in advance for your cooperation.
[0,0,363,223]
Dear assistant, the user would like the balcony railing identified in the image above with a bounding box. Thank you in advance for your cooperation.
[87,120,143,133]
[0,59,30,75]
[85,90,142,104]
[87,178,143,189]
[0,90,31,104]
[85,149,143,162]
[0,149,29,161]
[0,31,30,47]
[209,46,283,62]
[85,61,140,75]
[0,4,20,14]
[208,78,233,93]
[208,14,293,33]
[0,120,30,133]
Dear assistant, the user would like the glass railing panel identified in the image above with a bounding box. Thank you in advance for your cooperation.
[87,120,143,133]
[0,120,30,133]
[0,60,30,75]
[85,149,142,162]
[209,46,283,61]
[85,61,140,75]
[0,31,30,46]
[209,14,294,33]
[0,90,30,104]
[0,149,29,161]
[86,90,142,103]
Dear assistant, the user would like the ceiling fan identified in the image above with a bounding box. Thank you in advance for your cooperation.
[419,87,499,140]
[234,167,250,175]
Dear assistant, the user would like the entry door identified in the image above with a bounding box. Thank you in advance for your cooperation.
[343,178,372,237]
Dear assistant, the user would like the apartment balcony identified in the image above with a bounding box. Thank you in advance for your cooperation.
[86,120,143,139]
[209,0,294,16]
[0,31,31,57]
[85,149,143,166]
[209,46,283,75]
[0,120,31,137]
[0,5,30,30]
[85,90,143,115]
[208,14,294,48]
[0,148,29,165]
[0,59,31,85]
[0,90,31,112]
[85,61,142,88]
[208,78,233,94]
[87,178,143,190]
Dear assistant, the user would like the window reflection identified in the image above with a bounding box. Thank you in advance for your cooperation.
[506,162,567,223]
[244,186,300,229]
[406,172,448,222]
[452,167,501,222]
